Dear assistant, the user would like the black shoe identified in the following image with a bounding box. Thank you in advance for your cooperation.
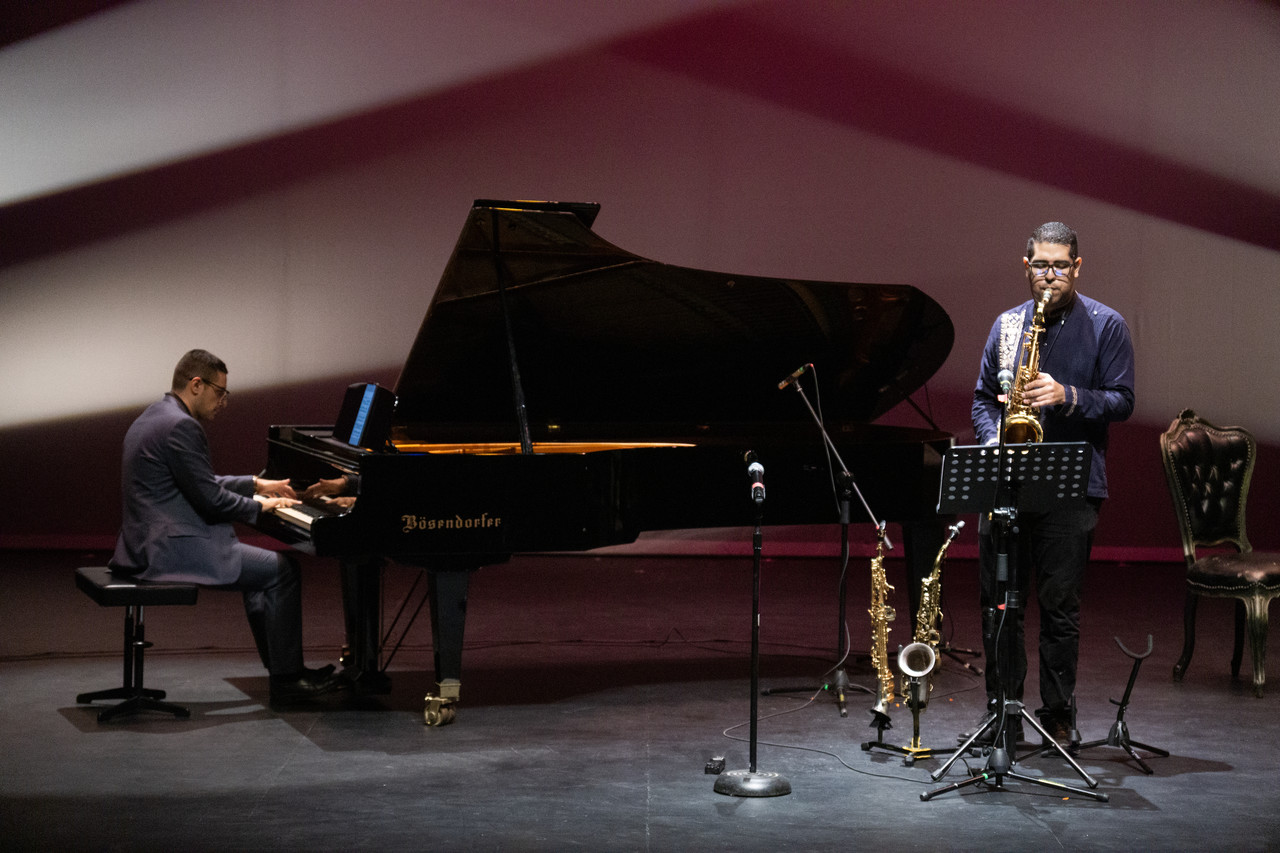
[269,670,350,708]
[959,711,1022,749]
[1039,713,1074,749]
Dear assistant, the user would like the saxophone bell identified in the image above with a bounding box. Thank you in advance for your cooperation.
[898,642,936,711]
[898,641,936,679]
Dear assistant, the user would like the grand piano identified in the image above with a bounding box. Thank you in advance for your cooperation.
[254,199,955,723]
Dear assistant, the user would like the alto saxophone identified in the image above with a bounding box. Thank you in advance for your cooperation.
[898,521,965,708]
[1003,289,1053,444]
[868,522,895,722]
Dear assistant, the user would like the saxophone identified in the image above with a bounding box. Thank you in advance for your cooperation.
[898,521,964,707]
[1003,289,1053,444]
[868,522,895,722]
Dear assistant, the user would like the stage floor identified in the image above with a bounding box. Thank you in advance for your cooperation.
[2,547,1276,851]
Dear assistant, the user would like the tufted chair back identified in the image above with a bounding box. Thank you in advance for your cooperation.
[1160,408,1280,697]
[1160,408,1255,566]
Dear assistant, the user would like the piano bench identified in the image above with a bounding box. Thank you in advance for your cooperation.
[74,566,200,723]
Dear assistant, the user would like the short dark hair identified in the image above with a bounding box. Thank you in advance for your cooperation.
[171,349,228,391]
[1026,221,1078,260]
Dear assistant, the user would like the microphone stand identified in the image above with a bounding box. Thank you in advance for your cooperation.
[715,454,791,797]
[761,372,891,722]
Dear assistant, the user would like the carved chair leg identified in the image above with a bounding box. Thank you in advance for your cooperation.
[1231,599,1246,679]
[1173,589,1198,682]
[1243,593,1271,698]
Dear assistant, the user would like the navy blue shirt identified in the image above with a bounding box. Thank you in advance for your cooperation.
[972,292,1135,499]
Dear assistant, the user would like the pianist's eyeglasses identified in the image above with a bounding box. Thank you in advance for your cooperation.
[195,377,231,400]
[1028,260,1076,277]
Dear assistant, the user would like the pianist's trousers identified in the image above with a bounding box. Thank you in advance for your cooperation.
[978,498,1100,719]
[223,543,304,677]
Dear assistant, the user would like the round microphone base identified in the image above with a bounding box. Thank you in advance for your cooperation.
[712,769,792,798]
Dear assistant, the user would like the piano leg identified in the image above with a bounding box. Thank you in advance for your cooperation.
[341,556,391,694]
[424,565,473,726]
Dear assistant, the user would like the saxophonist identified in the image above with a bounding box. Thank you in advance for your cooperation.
[968,222,1135,748]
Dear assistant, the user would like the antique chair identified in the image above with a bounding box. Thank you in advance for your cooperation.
[1160,409,1280,697]
[74,566,200,721]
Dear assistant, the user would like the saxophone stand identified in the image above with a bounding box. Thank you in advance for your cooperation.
[922,441,1107,802]
[862,653,959,766]
[1024,635,1168,774]
[935,604,983,676]
[761,367,888,719]
[715,453,791,797]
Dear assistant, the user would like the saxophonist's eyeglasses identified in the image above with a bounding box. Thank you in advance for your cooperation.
[1029,260,1075,277]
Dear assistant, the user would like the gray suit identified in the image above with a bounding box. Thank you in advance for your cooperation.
[110,393,303,675]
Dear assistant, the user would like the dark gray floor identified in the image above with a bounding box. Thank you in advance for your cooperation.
[2,546,1277,851]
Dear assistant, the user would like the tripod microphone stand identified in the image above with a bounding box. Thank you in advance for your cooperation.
[921,438,1107,803]
[761,365,891,720]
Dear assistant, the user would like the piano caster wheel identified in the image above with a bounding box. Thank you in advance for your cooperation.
[424,679,460,726]
[424,700,456,726]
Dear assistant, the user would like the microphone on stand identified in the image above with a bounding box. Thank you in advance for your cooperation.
[745,451,765,502]
[777,363,812,391]
[997,368,1014,394]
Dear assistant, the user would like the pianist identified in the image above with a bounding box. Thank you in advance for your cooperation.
[108,349,349,708]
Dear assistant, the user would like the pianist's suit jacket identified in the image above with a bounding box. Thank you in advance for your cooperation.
[110,392,262,585]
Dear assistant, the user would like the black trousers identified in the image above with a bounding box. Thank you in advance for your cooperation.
[225,543,304,677]
[978,498,1101,719]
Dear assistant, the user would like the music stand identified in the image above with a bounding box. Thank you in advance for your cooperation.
[922,442,1108,802]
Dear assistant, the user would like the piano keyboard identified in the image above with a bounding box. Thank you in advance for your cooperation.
[254,496,336,530]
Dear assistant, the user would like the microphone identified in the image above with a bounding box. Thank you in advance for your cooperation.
[997,368,1014,393]
[777,363,811,390]
[745,451,765,501]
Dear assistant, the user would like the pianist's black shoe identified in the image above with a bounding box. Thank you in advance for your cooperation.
[269,669,350,708]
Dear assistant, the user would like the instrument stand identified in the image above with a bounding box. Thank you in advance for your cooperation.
[862,674,957,766]
[762,377,888,720]
[759,473,859,715]
[1028,635,1168,774]
[715,459,791,797]
[758,474,860,715]
[922,440,1106,803]
[937,634,983,675]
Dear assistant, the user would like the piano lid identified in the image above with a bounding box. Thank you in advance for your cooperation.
[393,200,953,441]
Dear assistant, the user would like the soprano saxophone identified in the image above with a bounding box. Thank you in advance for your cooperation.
[868,522,895,722]
[898,521,964,708]
[1003,289,1053,444]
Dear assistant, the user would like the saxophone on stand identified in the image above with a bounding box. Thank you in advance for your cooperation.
[862,522,965,762]
[867,522,895,724]
[1003,289,1053,444]
[898,521,965,711]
